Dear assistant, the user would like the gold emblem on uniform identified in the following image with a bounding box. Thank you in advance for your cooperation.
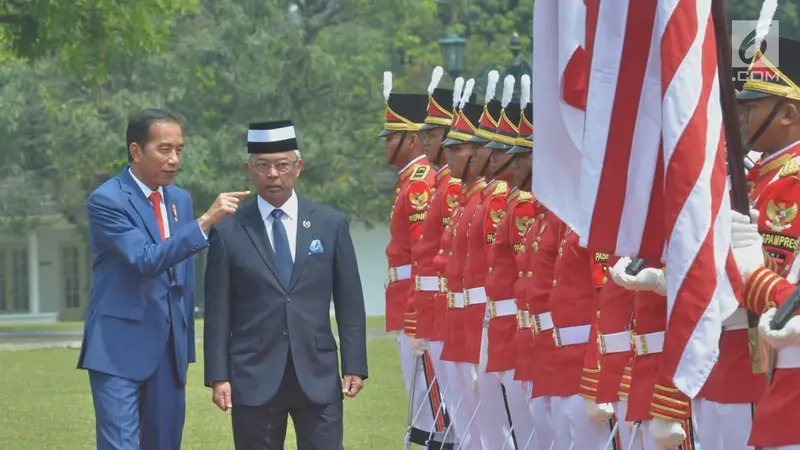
[409,191,429,211]
[446,195,458,209]
[780,159,799,178]
[516,216,532,236]
[765,199,798,233]
[490,209,502,226]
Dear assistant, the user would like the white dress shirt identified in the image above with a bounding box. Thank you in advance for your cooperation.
[257,190,299,262]
[129,169,171,239]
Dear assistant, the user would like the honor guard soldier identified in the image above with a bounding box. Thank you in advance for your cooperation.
[438,78,485,448]
[405,69,465,449]
[578,256,635,448]
[546,224,613,448]
[460,70,512,448]
[378,71,437,442]
[727,36,800,449]
[524,207,563,449]
[506,75,539,403]
[483,74,536,447]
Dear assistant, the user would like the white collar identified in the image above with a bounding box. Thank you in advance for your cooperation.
[761,139,800,164]
[128,168,164,200]
[437,164,449,175]
[399,154,427,174]
[257,190,299,221]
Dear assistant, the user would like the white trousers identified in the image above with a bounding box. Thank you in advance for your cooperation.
[452,361,483,448]
[691,398,754,450]
[475,327,515,450]
[530,396,554,450]
[397,331,452,442]
[627,419,699,450]
[428,340,472,447]
[615,399,636,449]
[550,394,610,450]
[765,447,800,450]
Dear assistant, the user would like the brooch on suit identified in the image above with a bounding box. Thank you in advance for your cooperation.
[171,204,178,222]
[309,239,324,255]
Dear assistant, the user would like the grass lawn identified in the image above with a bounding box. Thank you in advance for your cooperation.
[0,337,407,449]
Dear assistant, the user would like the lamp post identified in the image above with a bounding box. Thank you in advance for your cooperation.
[438,33,468,80]
[472,32,533,102]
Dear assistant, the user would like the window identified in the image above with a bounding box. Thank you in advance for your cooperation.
[2,249,29,312]
[63,247,81,309]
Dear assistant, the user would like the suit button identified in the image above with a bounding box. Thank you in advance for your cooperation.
[285,296,291,302]
[283,330,289,336]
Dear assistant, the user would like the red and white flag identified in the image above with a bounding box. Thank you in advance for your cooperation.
[533,0,742,396]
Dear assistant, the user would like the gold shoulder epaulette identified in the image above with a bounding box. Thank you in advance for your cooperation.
[410,165,431,181]
[449,177,462,185]
[517,191,533,202]
[493,180,508,197]
[779,159,799,178]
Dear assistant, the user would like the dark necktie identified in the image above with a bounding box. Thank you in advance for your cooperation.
[270,208,293,285]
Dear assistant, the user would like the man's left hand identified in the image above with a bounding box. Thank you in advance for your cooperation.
[342,375,364,398]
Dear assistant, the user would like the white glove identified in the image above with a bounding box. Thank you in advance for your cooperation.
[651,417,686,449]
[731,208,766,279]
[609,257,666,295]
[758,307,800,349]
[407,336,428,356]
[731,209,762,248]
[584,398,614,424]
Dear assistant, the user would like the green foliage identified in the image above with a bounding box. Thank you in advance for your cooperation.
[0,0,535,235]
[0,0,196,82]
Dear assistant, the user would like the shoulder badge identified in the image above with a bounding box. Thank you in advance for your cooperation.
[779,159,799,178]
[493,180,508,197]
[517,191,533,202]
[515,215,533,236]
[409,190,430,211]
[766,199,798,233]
[449,177,462,185]
[410,165,431,182]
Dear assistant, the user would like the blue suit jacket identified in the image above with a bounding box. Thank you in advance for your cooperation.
[77,167,208,384]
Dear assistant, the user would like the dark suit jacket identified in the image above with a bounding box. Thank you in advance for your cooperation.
[203,196,368,406]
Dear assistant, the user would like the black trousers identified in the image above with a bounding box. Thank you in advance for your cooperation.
[231,356,344,450]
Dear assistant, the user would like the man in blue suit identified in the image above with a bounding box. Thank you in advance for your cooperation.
[77,108,251,450]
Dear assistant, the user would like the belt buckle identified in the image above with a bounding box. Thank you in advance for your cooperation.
[598,333,607,354]
[441,278,448,292]
[488,301,496,319]
[448,292,455,308]
[516,310,524,328]
[637,334,649,355]
[553,327,562,347]
[465,289,471,306]
[415,275,421,291]
[533,314,542,335]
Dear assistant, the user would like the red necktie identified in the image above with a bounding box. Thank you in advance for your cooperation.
[148,191,166,241]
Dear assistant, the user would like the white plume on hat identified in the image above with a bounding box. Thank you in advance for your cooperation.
[755,0,778,50]
[520,74,531,108]
[485,70,500,104]
[460,78,475,109]
[501,75,515,108]
[452,77,465,109]
[428,66,444,95]
[383,71,392,102]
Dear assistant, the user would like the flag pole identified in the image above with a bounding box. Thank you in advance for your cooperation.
[710,0,768,376]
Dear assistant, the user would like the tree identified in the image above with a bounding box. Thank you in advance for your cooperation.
[0,0,196,81]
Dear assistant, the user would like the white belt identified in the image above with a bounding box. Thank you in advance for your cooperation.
[448,292,466,308]
[416,275,446,292]
[388,264,412,283]
[553,324,591,347]
[465,287,488,305]
[598,331,632,354]
[722,308,749,331]
[633,331,665,356]
[776,345,800,369]
[488,299,517,319]
[517,311,531,329]
[532,312,554,334]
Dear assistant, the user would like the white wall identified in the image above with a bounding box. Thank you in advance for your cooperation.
[348,222,390,317]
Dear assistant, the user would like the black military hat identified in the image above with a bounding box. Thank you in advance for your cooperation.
[737,37,800,101]
[379,71,429,137]
[486,74,521,150]
[508,74,533,154]
[247,120,299,154]
[467,70,502,144]
[420,66,454,130]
